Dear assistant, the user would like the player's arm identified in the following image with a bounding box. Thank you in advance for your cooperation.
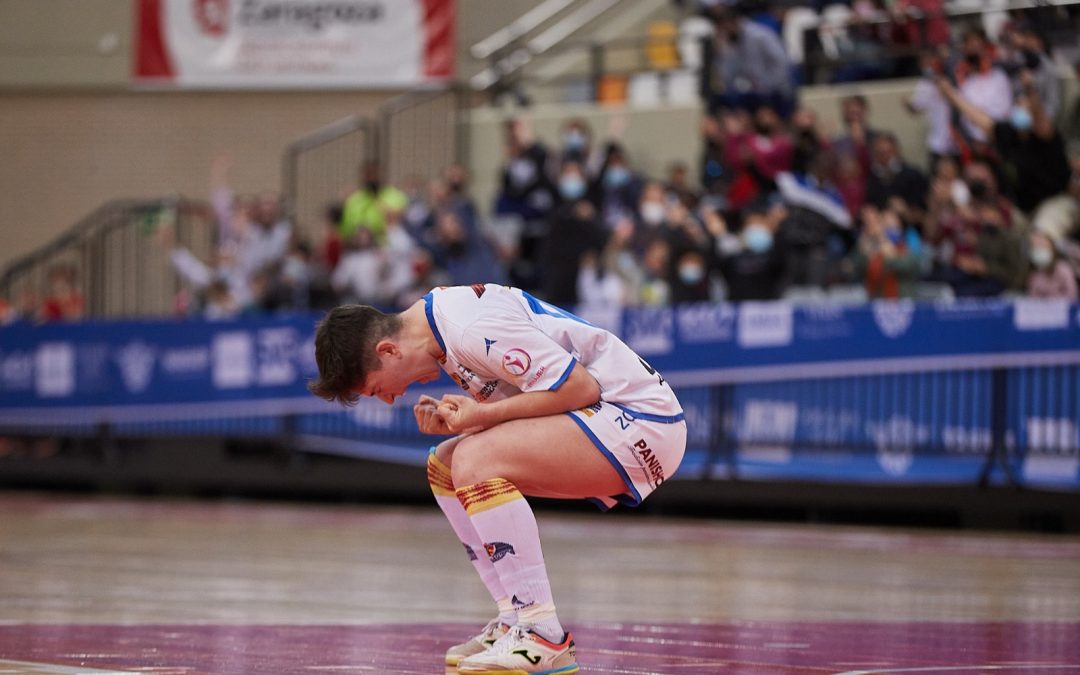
[437,363,600,433]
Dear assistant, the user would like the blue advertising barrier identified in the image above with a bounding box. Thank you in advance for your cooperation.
[1,299,1078,490]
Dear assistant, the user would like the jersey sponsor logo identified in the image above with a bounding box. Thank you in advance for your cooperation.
[525,365,547,388]
[450,373,470,392]
[501,349,531,377]
[463,543,478,561]
[484,541,515,562]
[632,438,665,488]
[475,379,499,402]
[484,338,497,356]
[471,283,487,298]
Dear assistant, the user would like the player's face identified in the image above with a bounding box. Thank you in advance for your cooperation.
[355,360,441,406]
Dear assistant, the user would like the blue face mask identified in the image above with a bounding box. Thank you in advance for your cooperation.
[559,175,586,200]
[744,225,773,253]
[563,131,587,152]
[604,166,630,189]
[1010,107,1033,132]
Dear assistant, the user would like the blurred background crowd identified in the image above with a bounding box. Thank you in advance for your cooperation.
[5,0,1080,323]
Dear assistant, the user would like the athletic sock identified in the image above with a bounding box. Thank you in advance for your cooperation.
[456,478,565,643]
[427,451,516,626]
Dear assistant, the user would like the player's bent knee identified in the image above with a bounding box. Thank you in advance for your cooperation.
[449,436,500,488]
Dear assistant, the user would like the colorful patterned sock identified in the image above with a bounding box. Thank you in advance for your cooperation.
[427,452,516,626]
[456,478,565,643]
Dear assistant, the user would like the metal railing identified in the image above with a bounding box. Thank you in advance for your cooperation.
[282,115,376,239]
[0,198,215,319]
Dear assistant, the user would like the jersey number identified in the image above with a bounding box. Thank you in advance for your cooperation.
[639,357,665,386]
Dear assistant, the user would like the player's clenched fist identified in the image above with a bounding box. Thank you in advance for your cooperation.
[437,394,486,434]
[413,394,453,435]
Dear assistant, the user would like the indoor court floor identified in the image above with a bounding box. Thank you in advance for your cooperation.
[0,492,1078,674]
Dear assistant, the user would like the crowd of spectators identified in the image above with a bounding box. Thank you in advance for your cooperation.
[8,1,1079,323]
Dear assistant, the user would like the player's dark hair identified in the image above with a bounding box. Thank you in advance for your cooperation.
[308,305,402,406]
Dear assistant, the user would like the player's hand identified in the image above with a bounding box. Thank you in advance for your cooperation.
[437,394,487,434]
[414,394,453,435]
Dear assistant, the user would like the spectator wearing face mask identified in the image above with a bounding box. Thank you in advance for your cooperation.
[950,27,1014,146]
[849,205,924,299]
[1026,231,1079,300]
[717,202,786,302]
[558,118,598,176]
[707,5,794,117]
[597,145,645,228]
[775,152,853,287]
[723,105,794,210]
[542,161,610,306]
[1007,26,1060,120]
[937,75,1071,214]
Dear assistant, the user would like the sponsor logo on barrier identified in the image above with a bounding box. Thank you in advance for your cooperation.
[161,347,210,376]
[867,415,930,477]
[871,300,915,339]
[1013,299,1070,331]
[114,340,156,394]
[1023,417,1079,481]
[34,342,75,398]
[799,304,854,341]
[1,351,33,392]
[676,303,736,343]
[624,307,674,355]
[736,302,793,348]
[257,327,297,386]
[739,399,797,463]
[212,331,254,389]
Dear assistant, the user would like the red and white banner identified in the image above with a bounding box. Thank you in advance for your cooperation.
[135,0,454,88]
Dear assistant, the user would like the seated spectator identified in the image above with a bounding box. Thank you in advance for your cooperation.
[937,76,1070,214]
[866,132,928,213]
[1026,231,1079,299]
[722,105,794,210]
[429,209,505,288]
[708,4,795,117]
[1006,25,1060,120]
[542,161,610,306]
[716,202,786,302]
[935,199,1027,297]
[41,264,85,322]
[660,201,712,304]
[331,228,384,305]
[340,161,408,244]
[848,205,924,299]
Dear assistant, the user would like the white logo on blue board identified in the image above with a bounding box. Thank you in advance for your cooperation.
[34,342,75,398]
[867,415,929,476]
[624,307,674,355]
[257,327,297,386]
[871,300,914,339]
[737,302,793,348]
[212,331,254,389]
[1,351,33,392]
[115,340,156,393]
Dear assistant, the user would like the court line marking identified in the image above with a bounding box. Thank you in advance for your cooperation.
[835,665,1080,674]
[0,660,135,674]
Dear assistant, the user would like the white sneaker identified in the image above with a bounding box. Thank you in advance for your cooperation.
[456,624,578,674]
[445,619,510,666]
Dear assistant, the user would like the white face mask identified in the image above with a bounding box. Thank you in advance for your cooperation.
[641,202,666,226]
[1030,247,1053,269]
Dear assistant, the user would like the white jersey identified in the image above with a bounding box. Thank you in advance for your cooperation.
[422,284,683,422]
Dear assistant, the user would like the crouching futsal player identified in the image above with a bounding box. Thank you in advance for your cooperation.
[308,283,686,674]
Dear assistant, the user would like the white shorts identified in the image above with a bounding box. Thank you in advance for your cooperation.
[566,400,687,510]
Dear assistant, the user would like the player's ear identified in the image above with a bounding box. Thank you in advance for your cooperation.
[374,339,400,359]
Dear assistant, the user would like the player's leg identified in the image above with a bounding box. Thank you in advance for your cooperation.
[427,437,513,666]
[449,414,633,674]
